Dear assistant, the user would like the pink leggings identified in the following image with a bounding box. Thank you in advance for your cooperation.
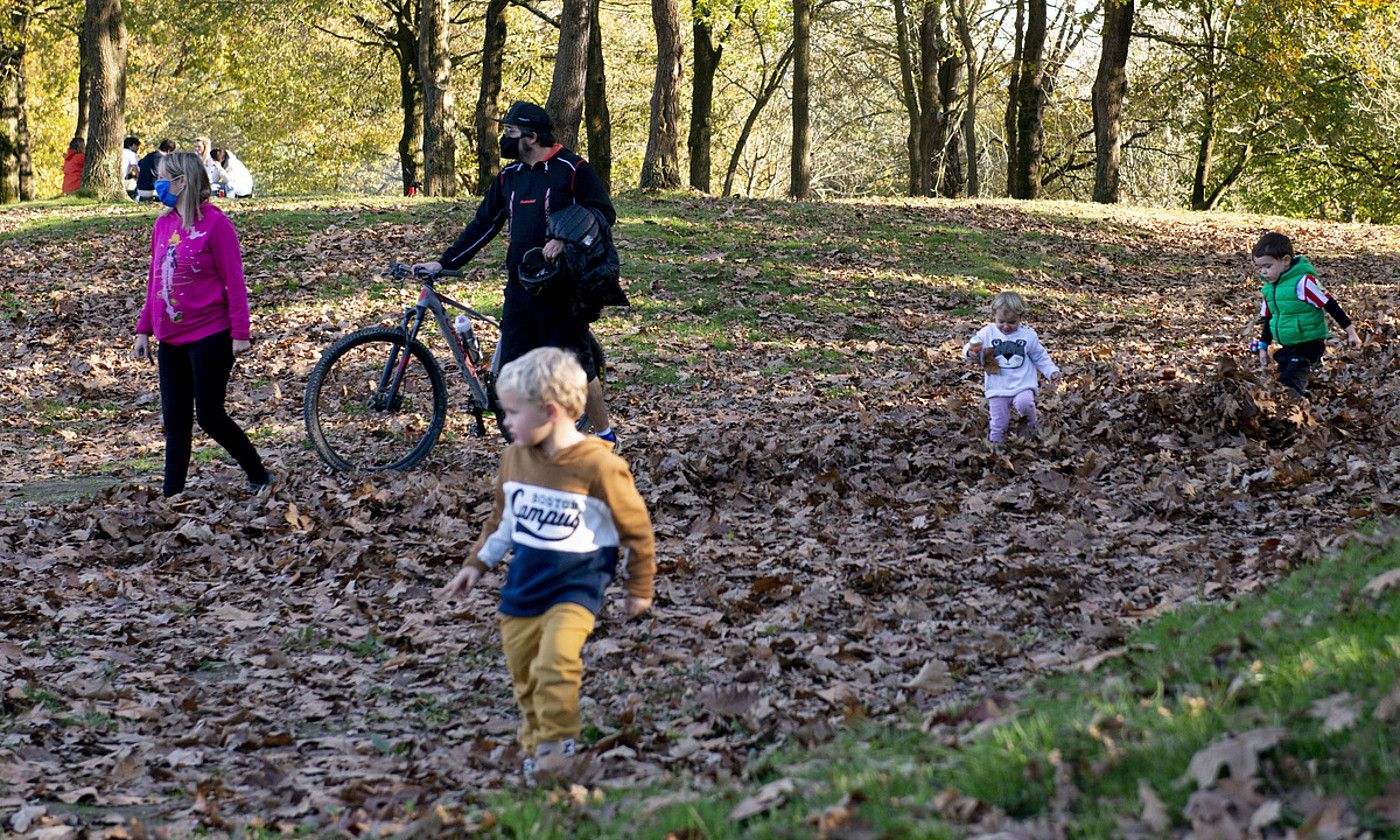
[987,390,1037,442]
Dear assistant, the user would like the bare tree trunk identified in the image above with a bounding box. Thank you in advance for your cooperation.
[420,0,456,196]
[393,1,422,196]
[584,0,611,189]
[1190,98,1215,210]
[0,15,23,204]
[1003,0,1023,196]
[74,24,89,142]
[16,64,31,200]
[6,1,35,200]
[952,0,980,196]
[1092,0,1131,203]
[1201,140,1250,209]
[723,42,794,197]
[475,0,507,193]
[893,0,921,196]
[687,3,727,193]
[938,41,964,197]
[1008,0,1046,199]
[547,0,589,149]
[916,0,942,195]
[77,0,126,199]
[640,0,683,190]
[789,0,811,199]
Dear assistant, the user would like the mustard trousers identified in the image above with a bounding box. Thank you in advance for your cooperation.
[499,602,596,752]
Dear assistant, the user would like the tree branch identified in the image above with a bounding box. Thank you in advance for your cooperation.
[509,0,560,28]
[309,20,387,51]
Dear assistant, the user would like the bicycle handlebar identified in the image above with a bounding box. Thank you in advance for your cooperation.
[386,260,463,280]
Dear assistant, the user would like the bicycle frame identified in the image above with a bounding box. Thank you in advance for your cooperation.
[378,271,501,435]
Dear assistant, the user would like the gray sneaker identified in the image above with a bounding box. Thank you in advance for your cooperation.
[535,737,577,759]
[532,738,581,786]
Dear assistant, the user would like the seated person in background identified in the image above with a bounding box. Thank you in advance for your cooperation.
[62,138,85,195]
[137,138,176,202]
[194,135,230,196]
[121,136,141,199]
[211,148,254,198]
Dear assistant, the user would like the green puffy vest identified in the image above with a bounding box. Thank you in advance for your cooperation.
[1262,256,1328,345]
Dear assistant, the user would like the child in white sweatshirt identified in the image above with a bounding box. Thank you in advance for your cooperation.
[962,291,1063,443]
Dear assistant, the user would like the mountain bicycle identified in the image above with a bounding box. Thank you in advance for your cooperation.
[303,261,599,472]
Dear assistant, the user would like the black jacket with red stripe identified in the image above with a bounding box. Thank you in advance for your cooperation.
[437,146,615,291]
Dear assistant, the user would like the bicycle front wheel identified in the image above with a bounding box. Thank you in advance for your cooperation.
[304,326,448,472]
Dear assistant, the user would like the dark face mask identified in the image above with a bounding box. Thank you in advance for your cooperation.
[499,133,521,160]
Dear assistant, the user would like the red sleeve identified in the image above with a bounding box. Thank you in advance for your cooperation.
[1296,274,1332,309]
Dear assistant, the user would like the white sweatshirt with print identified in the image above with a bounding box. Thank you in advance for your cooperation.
[963,324,1060,398]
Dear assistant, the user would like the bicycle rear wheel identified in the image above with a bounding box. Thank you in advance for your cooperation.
[304,326,448,472]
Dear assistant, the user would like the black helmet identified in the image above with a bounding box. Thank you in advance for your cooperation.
[518,247,562,295]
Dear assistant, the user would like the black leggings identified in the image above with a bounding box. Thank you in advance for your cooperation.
[157,330,268,496]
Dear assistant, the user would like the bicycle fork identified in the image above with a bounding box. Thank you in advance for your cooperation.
[374,304,428,413]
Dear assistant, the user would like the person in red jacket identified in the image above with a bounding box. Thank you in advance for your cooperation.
[61,138,85,195]
[131,151,271,497]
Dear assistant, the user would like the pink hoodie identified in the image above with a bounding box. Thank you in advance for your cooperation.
[136,203,250,344]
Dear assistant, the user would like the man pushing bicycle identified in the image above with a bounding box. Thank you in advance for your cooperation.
[415,100,620,446]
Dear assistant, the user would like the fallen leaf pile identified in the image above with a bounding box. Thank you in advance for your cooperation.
[1,196,1398,834]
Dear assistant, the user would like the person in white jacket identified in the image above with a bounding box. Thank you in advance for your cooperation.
[962,291,1063,443]
[211,148,254,198]
[194,136,231,196]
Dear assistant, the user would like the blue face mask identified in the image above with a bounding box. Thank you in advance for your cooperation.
[154,179,179,208]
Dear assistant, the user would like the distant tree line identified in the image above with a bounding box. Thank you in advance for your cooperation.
[1,0,1396,221]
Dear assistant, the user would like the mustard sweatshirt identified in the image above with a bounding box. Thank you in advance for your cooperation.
[468,436,656,616]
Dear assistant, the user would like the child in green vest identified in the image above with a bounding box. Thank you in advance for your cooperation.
[1252,232,1360,397]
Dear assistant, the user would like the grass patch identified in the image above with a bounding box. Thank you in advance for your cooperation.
[191,446,223,464]
[0,198,152,242]
[343,632,388,661]
[484,526,1400,838]
[111,454,164,473]
[0,193,449,244]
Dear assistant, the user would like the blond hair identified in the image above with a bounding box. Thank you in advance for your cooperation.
[158,152,212,229]
[991,290,1029,318]
[497,347,587,419]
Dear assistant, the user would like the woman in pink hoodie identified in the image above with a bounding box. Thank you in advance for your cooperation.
[132,152,270,497]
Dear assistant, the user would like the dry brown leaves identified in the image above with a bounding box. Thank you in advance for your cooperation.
[2,197,1399,834]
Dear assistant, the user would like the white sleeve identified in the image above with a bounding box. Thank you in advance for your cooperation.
[1027,331,1060,378]
[476,519,513,569]
[962,325,992,361]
